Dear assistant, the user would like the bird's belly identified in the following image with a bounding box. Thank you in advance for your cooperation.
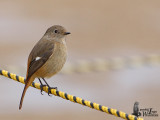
[35,45,67,78]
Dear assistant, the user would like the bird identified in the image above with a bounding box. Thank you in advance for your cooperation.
[132,101,140,117]
[19,25,70,110]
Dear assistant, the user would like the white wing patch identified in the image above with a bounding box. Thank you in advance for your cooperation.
[35,57,41,61]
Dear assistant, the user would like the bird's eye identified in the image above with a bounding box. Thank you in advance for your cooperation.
[54,30,58,33]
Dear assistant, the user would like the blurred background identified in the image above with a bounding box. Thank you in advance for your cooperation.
[0,0,160,120]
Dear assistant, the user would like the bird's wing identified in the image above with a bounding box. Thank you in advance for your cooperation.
[26,40,55,80]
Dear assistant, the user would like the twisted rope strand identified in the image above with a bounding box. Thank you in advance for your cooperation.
[6,54,160,75]
[0,69,143,120]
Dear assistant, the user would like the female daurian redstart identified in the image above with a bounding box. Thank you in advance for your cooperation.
[19,25,70,109]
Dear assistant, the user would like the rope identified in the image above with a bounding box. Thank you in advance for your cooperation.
[0,69,143,120]
[61,54,160,74]
[5,54,160,75]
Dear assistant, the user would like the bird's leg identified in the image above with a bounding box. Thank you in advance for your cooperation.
[38,78,47,95]
[42,78,57,96]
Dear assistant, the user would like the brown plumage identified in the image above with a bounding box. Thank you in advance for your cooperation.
[19,25,70,109]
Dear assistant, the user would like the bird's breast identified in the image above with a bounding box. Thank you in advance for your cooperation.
[35,42,67,78]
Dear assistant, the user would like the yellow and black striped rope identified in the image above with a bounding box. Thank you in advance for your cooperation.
[0,69,143,120]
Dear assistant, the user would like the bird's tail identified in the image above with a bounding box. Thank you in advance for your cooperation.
[19,77,34,110]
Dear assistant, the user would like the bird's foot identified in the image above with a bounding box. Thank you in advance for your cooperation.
[48,87,57,96]
[40,85,47,95]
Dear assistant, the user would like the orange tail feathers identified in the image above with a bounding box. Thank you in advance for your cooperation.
[19,77,34,110]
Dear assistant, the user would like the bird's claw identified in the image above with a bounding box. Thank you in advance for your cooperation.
[48,87,57,96]
[40,85,47,95]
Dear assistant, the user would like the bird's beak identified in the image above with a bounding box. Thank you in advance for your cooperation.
[64,32,71,35]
